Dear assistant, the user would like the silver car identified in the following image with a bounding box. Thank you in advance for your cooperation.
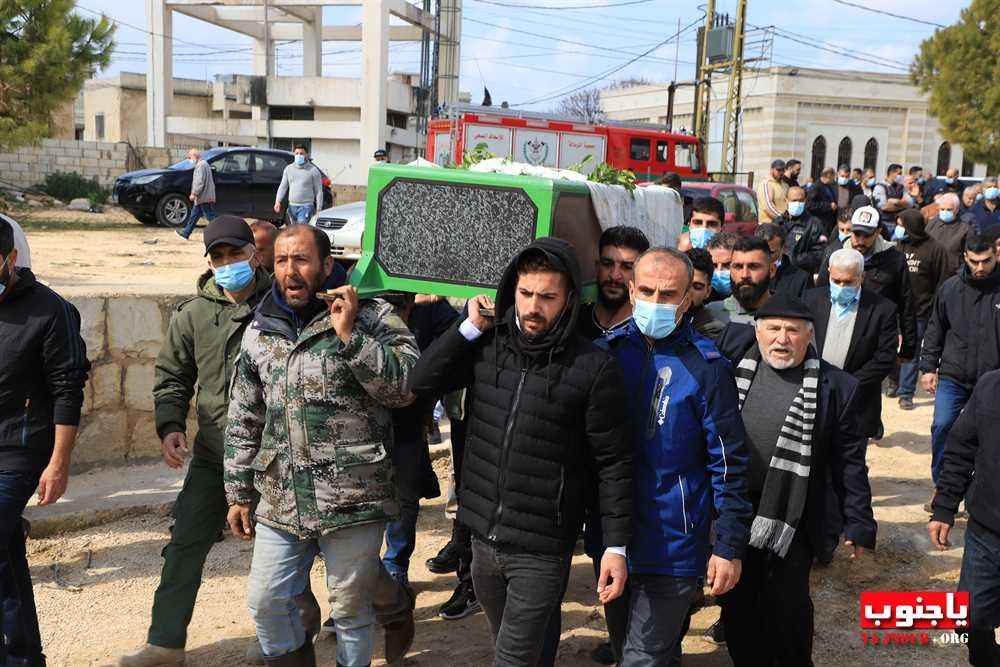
[310,200,365,261]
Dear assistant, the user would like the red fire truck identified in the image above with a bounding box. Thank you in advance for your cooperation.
[426,104,706,181]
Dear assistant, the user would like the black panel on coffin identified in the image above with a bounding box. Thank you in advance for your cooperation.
[375,178,540,288]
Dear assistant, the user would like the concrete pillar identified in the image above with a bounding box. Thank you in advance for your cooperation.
[302,7,322,77]
[361,0,389,165]
[437,0,462,106]
[145,0,172,147]
[252,37,275,77]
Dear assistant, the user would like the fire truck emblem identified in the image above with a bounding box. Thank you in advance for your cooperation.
[522,138,549,165]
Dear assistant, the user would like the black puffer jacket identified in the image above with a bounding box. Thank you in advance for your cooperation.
[920,265,1000,389]
[409,238,633,555]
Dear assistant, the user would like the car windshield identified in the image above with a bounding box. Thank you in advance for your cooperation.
[169,148,226,170]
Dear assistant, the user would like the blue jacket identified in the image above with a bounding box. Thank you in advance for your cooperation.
[967,200,1000,235]
[597,321,752,577]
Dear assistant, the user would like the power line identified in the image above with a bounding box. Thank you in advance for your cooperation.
[760,25,910,72]
[831,0,946,28]
[472,0,655,8]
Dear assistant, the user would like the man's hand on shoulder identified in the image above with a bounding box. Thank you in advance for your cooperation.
[325,285,359,345]
[467,294,496,333]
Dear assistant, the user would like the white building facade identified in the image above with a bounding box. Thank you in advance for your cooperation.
[602,67,987,184]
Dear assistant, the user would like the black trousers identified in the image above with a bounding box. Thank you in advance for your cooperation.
[471,536,572,667]
[720,532,815,667]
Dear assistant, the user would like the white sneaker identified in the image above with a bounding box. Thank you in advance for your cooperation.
[174,230,189,241]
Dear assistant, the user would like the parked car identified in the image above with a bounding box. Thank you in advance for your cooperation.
[680,181,759,235]
[112,147,334,227]
[310,200,366,262]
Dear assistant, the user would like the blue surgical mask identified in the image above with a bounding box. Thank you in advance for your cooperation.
[711,269,732,297]
[214,259,254,291]
[632,298,680,340]
[894,174,903,184]
[892,225,908,242]
[867,178,877,187]
[830,284,860,320]
[945,177,955,185]
[939,209,956,223]
[977,193,985,202]
[0,256,11,297]
[918,177,926,185]
[838,230,851,242]
[837,177,849,186]
[788,201,806,217]
[985,187,999,200]
[689,226,717,249]
[294,154,306,166]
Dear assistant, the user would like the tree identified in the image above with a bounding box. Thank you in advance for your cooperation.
[556,87,605,124]
[0,0,115,150]
[912,0,1000,173]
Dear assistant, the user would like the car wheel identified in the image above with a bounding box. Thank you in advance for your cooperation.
[155,193,190,228]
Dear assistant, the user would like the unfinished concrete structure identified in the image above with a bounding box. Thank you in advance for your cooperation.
[145,0,461,184]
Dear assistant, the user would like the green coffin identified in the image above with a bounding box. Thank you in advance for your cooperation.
[349,164,600,301]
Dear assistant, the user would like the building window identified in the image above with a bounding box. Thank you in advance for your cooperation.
[270,106,314,121]
[863,138,878,171]
[810,135,827,181]
[962,153,974,177]
[271,138,311,154]
[95,113,105,141]
[386,111,408,129]
[837,137,852,170]
[936,142,952,175]
[630,138,651,161]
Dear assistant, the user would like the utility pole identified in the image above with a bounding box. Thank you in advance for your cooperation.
[720,0,747,176]
[692,0,715,146]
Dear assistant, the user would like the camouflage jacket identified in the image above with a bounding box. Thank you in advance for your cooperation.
[224,292,419,538]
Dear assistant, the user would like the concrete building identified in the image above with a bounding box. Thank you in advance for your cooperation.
[144,0,461,185]
[602,66,988,183]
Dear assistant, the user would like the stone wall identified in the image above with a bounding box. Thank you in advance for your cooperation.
[69,294,195,470]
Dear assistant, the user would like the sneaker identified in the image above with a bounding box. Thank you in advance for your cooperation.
[899,397,915,411]
[706,618,726,645]
[428,420,443,445]
[439,582,482,620]
[174,230,190,241]
[426,524,461,574]
[118,644,185,667]
[590,641,616,665]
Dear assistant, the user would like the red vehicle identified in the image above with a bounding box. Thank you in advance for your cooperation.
[681,181,759,235]
[427,104,706,181]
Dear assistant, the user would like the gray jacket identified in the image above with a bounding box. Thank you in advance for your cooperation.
[190,159,216,204]
[276,162,324,210]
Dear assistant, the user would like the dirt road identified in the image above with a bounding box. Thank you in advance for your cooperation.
[27,394,971,666]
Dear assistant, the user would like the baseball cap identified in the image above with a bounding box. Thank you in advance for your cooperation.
[203,214,254,256]
[851,205,880,235]
[373,149,387,158]
[770,159,786,169]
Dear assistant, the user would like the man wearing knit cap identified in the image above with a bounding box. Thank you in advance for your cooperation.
[715,292,877,666]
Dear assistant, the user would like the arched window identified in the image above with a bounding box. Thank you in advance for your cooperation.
[936,142,951,176]
[962,153,975,177]
[863,138,878,171]
[837,137,852,170]
[810,135,827,181]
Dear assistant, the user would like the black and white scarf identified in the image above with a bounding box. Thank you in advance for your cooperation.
[734,345,820,558]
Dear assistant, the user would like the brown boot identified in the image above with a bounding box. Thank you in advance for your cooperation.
[117,644,185,667]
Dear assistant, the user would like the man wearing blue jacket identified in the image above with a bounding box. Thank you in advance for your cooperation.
[599,247,753,666]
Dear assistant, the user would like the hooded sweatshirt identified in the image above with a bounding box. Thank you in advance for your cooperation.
[409,237,634,555]
[895,209,953,320]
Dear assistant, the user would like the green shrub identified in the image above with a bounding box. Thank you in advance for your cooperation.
[40,171,109,204]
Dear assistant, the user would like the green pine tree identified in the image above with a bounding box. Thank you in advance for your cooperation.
[912,0,1000,173]
[0,0,115,150]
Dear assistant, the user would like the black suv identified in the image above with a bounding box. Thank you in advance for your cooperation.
[113,147,334,227]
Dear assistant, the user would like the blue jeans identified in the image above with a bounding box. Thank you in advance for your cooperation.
[959,522,1000,666]
[931,377,973,484]
[246,521,385,666]
[288,204,315,223]
[897,317,928,400]
[0,470,43,666]
[179,202,216,238]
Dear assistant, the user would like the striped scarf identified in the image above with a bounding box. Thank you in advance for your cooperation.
[734,345,820,558]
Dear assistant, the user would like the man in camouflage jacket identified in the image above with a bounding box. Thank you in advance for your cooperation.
[224,225,419,667]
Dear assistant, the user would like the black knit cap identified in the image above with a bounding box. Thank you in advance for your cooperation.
[203,214,253,256]
[755,291,814,322]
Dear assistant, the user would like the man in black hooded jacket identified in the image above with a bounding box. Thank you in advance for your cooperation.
[409,238,633,666]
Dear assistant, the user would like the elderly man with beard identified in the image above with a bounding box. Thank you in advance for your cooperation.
[714,293,877,666]
[711,235,775,327]
[409,238,633,666]
[578,226,650,341]
[225,224,419,667]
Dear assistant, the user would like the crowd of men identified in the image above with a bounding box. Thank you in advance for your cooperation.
[3,154,1000,667]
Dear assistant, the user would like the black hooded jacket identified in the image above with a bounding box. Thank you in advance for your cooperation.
[408,238,634,555]
[920,264,1000,388]
[0,269,90,474]
[894,210,953,320]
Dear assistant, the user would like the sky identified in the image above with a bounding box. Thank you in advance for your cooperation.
[76,0,969,113]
